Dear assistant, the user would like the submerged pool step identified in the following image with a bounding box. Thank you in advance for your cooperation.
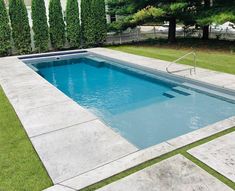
[86,56,106,63]
[86,56,107,68]
[163,87,192,99]
[171,88,191,96]
[172,86,194,95]
[163,90,182,98]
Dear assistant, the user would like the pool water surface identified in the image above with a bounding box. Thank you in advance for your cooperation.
[29,56,235,149]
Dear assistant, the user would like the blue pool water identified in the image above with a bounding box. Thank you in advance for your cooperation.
[31,56,235,149]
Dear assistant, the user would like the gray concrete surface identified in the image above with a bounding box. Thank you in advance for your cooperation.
[97,155,233,191]
[188,132,235,182]
[19,99,97,137]
[31,119,138,183]
[43,185,75,191]
[60,142,174,190]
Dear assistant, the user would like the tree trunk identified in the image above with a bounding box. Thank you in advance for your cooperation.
[202,25,209,40]
[202,0,210,40]
[168,18,176,43]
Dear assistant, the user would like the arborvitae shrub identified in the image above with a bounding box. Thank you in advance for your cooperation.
[9,0,31,54]
[81,0,95,47]
[49,0,66,50]
[32,0,49,52]
[66,0,80,48]
[91,0,107,46]
[0,0,11,56]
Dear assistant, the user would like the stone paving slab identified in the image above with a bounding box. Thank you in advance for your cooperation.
[97,155,233,191]
[226,84,235,90]
[6,82,70,112]
[199,73,235,87]
[31,119,138,183]
[188,132,235,182]
[18,99,97,137]
[43,185,75,191]
[60,142,174,190]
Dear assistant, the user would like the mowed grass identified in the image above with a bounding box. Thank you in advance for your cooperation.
[109,45,235,75]
[0,87,52,191]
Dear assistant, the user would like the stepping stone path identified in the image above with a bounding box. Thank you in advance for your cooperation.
[188,131,235,182]
[97,155,233,191]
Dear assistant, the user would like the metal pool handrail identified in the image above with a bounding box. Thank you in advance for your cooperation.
[166,51,196,75]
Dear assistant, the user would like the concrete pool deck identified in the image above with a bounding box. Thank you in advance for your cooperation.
[0,48,234,190]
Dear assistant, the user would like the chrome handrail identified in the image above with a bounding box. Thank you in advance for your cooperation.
[166,51,196,75]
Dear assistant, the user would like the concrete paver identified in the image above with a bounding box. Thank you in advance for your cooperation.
[19,99,97,137]
[97,155,233,191]
[43,185,75,191]
[188,132,235,182]
[60,142,174,190]
[31,119,138,183]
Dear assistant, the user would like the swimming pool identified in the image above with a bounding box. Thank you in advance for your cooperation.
[24,54,235,149]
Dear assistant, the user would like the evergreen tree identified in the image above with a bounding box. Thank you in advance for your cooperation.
[81,0,95,47]
[66,0,80,48]
[9,0,31,54]
[49,0,66,49]
[91,0,107,46]
[32,0,49,52]
[0,0,11,56]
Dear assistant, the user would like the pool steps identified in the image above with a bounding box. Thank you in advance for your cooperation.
[86,56,106,63]
[162,92,175,98]
[163,86,192,99]
[171,88,191,96]
[172,86,195,94]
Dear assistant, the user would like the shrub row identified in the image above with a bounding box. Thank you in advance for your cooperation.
[0,0,107,56]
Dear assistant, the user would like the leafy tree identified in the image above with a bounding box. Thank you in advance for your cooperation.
[0,0,11,56]
[107,0,202,43]
[91,0,107,45]
[197,0,235,40]
[109,0,235,42]
[32,0,49,52]
[81,0,95,47]
[49,0,66,49]
[9,0,31,54]
[66,0,80,48]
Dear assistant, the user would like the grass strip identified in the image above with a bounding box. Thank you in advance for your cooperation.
[0,87,52,191]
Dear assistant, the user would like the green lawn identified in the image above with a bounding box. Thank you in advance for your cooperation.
[0,87,52,191]
[109,45,235,75]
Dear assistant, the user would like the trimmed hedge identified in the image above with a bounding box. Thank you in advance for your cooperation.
[81,0,95,47]
[0,0,11,56]
[66,0,81,48]
[32,0,49,52]
[49,0,66,50]
[91,0,107,46]
[81,0,107,47]
[9,0,31,54]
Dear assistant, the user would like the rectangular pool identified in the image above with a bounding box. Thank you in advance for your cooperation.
[24,54,235,149]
